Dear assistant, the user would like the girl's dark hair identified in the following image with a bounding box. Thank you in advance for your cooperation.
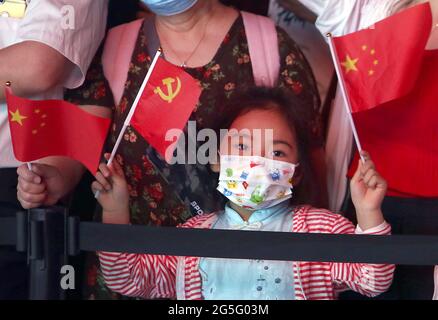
[215,87,317,206]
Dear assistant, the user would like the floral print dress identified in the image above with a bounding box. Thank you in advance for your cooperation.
[66,13,322,299]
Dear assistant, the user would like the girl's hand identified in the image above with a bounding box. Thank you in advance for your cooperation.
[350,151,386,230]
[91,153,130,224]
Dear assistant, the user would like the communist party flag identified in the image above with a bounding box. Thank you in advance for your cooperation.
[6,87,111,173]
[130,57,201,162]
[332,3,432,112]
[348,50,438,197]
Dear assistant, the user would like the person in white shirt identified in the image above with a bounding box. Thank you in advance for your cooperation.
[268,0,334,106]
[282,0,438,300]
[0,0,110,299]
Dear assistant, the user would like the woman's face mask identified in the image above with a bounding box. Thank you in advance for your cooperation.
[141,0,199,16]
[217,155,298,210]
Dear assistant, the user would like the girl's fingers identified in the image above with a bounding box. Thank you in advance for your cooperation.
[374,174,387,189]
[352,150,375,184]
[354,151,387,192]
[360,159,375,176]
[353,157,374,183]
[91,181,105,193]
[360,150,371,161]
[364,173,387,189]
[101,153,124,178]
[362,168,377,185]
[98,163,111,178]
[110,158,125,177]
[359,150,375,173]
[366,175,378,189]
[95,172,111,191]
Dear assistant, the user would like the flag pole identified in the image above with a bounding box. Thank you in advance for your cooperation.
[326,33,365,163]
[95,48,162,198]
[107,48,162,165]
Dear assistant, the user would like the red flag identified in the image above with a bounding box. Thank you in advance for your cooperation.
[348,50,438,197]
[332,3,432,113]
[130,57,202,162]
[6,88,111,173]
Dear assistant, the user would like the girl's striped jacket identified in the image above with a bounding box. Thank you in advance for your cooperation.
[99,206,394,300]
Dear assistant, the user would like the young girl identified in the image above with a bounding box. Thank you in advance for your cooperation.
[93,87,394,300]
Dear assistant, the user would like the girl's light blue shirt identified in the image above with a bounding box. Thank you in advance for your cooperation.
[199,202,295,300]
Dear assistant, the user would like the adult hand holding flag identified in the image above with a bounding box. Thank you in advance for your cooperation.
[6,86,111,173]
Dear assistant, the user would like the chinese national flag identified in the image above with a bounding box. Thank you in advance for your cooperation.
[6,88,111,173]
[332,3,432,113]
[130,57,201,162]
[348,50,438,197]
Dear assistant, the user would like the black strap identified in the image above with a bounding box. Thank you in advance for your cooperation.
[77,221,438,265]
[2,216,438,265]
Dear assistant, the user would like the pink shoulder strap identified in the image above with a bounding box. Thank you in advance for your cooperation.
[102,19,144,106]
[102,13,280,104]
[241,11,280,88]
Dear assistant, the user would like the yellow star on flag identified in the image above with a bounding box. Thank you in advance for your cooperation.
[341,55,359,73]
[9,109,27,126]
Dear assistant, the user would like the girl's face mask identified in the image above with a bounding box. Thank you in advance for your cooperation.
[217,155,298,210]
[141,0,198,16]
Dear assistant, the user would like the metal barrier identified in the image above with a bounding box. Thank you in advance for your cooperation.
[1,207,438,300]
[3,208,69,299]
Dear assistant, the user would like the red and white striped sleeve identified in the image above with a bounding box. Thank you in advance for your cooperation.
[98,251,178,299]
[330,215,395,297]
[97,214,214,299]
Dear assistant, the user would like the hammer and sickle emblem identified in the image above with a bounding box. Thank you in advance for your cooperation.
[154,77,181,103]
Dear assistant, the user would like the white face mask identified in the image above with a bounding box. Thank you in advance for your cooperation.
[217,155,298,210]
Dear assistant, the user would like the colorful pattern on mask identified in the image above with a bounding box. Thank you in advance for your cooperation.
[217,155,297,210]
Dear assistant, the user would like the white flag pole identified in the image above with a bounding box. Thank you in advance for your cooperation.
[107,48,162,166]
[326,33,365,163]
[95,48,162,198]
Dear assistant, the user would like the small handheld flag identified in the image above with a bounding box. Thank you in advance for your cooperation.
[95,49,201,198]
[330,3,432,113]
[105,49,201,166]
[348,50,438,197]
[327,3,433,162]
[130,56,202,162]
[6,86,111,173]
